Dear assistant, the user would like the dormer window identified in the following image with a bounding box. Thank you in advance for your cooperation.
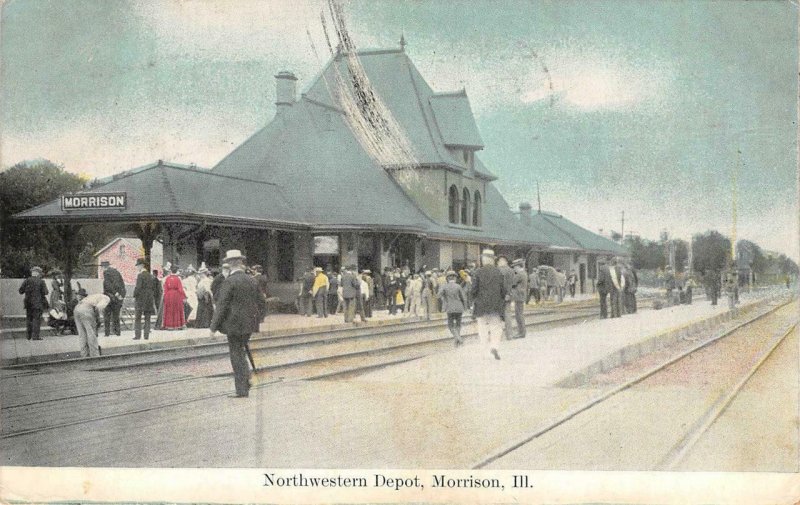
[462,150,473,170]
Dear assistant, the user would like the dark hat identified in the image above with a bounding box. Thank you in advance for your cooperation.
[49,269,63,276]
[135,258,145,266]
[77,288,88,297]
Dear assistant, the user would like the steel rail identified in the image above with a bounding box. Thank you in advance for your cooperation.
[2,300,609,375]
[469,294,795,469]
[0,308,602,427]
[657,320,798,470]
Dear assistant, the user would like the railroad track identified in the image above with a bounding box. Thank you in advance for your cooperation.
[2,298,610,375]
[471,293,797,470]
[1,302,614,439]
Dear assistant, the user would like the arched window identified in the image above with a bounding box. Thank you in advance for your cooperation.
[461,188,470,225]
[448,185,459,224]
[473,190,482,226]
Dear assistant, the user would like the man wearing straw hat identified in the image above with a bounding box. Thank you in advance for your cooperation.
[470,249,507,360]
[210,249,268,398]
[18,265,49,340]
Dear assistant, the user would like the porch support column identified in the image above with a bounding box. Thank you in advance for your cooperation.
[58,224,82,316]
[134,221,161,272]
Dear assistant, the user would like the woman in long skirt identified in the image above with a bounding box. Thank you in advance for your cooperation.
[194,268,214,328]
[162,265,187,330]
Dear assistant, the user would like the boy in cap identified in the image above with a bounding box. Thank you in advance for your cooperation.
[438,270,467,346]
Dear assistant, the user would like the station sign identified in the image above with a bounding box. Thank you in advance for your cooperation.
[61,192,127,211]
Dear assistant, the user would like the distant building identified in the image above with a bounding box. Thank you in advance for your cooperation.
[94,238,163,285]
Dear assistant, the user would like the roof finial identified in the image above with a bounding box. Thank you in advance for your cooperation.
[400,32,406,51]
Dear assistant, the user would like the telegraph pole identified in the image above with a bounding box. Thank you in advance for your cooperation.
[621,211,625,240]
[731,149,740,261]
[537,181,542,214]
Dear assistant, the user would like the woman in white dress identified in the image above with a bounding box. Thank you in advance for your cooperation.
[182,265,199,324]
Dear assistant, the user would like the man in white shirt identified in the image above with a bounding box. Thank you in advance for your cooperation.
[74,290,111,357]
[609,258,626,318]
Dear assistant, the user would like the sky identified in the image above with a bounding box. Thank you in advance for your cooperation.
[2,0,798,260]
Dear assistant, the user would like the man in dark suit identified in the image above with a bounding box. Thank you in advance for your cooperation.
[471,249,507,360]
[151,269,163,328]
[211,262,230,303]
[300,268,315,316]
[102,262,126,336]
[19,265,49,340]
[596,259,611,319]
[133,259,157,340]
[622,262,638,314]
[210,250,267,398]
[340,265,361,323]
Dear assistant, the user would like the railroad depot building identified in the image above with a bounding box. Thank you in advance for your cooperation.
[15,45,625,302]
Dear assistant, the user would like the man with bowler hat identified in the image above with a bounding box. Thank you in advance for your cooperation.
[133,258,157,340]
[210,250,267,398]
[19,265,49,340]
[101,262,126,336]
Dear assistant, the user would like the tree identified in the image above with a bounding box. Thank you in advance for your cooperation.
[674,239,689,273]
[0,160,115,277]
[737,239,767,275]
[692,230,731,276]
[625,235,666,270]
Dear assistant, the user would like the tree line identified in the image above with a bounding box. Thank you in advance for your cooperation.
[624,231,798,280]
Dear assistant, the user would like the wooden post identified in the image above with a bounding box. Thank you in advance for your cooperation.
[134,222,161,271]
[58,224,81,317]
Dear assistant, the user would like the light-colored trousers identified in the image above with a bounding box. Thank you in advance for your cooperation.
[75,304,100,357]
[476,314,503,351]
[408,294,420,316]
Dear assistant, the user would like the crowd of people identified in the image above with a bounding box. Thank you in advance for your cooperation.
[16,252,594,359]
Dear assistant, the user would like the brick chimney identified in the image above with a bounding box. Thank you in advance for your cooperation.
[519,201,532,226]
[275,71,297,114]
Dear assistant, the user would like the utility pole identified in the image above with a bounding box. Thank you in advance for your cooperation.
[537,181,542,214]
[731,149,740,261]
[621,211,625,240]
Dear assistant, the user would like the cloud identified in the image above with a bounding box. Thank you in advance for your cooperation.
[519,44,674,112]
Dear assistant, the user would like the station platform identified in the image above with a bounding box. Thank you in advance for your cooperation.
[1,293,599,365]
[2,288,784,468]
